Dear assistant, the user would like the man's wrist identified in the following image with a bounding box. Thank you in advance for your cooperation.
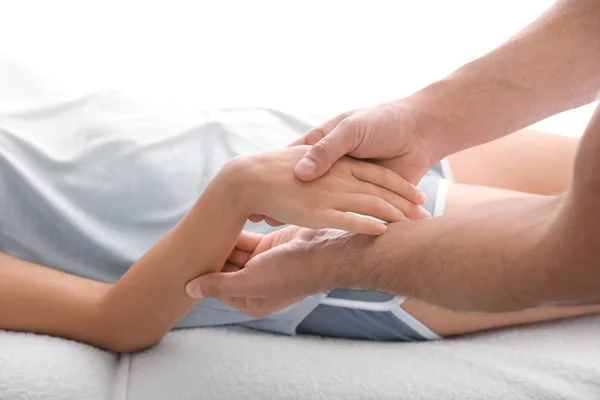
[319,230,392,293]
[407,76,474,161]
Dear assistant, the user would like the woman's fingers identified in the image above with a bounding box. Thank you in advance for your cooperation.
[287,111,356,148]
[355,182,430,220]
[321,210,388,235]
[351,162,427,206]
[222,262,243,273]
[228,232,263,266]
[336,194,407,224]
[235,232,263,253]
[248,215,266,223]
[227,249,253,266]
[264,217,286,227]
[248,215,285,226]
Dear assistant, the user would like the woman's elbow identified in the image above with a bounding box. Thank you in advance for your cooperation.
[95,307,164,353]
[98,325,163,353]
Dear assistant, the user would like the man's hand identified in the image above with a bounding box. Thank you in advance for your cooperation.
[290,2,600,186]
[248,101,439,227]
[185,226,358,318]
[290,100,442,185]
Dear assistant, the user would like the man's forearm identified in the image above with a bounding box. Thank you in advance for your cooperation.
[340,105,600,313]
[414,0,600,159]
[340,194,565,312]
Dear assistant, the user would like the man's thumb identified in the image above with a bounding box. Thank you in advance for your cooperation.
[186,271,245,300]
[294,121,355,182]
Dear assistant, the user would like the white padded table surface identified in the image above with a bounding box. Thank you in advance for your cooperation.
[2,314,600,400]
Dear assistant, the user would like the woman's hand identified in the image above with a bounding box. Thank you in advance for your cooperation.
[228,146,429,235]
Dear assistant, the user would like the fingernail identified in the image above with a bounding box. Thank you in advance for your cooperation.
[418,207,432,219]
[295,157,317,175]
[376,223,388,234]
[416,190,428,205]
[186,283,204,299]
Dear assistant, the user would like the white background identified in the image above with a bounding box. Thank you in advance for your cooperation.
[0,0,596,136]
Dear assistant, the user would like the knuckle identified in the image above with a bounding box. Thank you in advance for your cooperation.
[338,110,354,120]
[409,184,420,200]
[310,140,332,160]
[209,283,224,300]
[337,116,358,134]
[202,283,218,299]
[378,166,389,185]
[381,167,400,191]
[371,197,389,215]
[308,126,327,142]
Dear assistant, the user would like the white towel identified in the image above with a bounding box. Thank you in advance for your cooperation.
[2,314,599,400]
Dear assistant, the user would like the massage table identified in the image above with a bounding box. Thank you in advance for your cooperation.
[2,314,600,399]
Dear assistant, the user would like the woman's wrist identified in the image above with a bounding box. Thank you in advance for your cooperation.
[216,154,273,218]
[209,155,259,218]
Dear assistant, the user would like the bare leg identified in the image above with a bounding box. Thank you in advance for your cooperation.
[402,183,600,337]
[400,130,600,337]
[448,129,578,195]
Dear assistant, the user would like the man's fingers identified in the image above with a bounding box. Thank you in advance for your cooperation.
[287,128,325,147]
[219,296,251,311]
[351,162,427,206]
[287,111,355,148]
[186,270,253,300]
[294,118,358,182]
[337,194,404,224]
[221,296,300,319]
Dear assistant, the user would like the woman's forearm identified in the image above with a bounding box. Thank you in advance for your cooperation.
[101,162,249,352]
[0,252,111,346]
[0,160,249,352]
[415,0,600,159]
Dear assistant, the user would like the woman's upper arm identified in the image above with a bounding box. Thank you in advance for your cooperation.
[0,251,113,350]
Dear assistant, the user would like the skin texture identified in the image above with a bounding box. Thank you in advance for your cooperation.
[449,129,577,196]
[191,0,600,314]
[0,148,418,352]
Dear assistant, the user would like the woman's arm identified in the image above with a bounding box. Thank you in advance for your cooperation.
[0,251,111,346]
[0,165,247,352]
[101,146,417,351]
[2,146,417,352]
[100,165,248,352]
